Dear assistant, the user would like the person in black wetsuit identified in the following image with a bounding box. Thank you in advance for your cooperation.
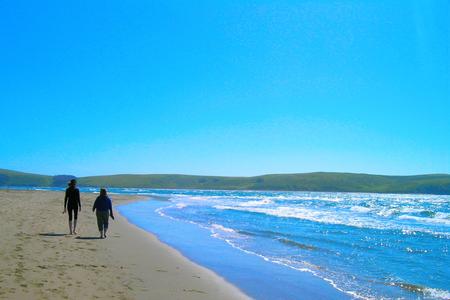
[63,179,81,234]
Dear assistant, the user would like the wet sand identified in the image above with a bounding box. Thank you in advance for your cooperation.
[0,190,249,299]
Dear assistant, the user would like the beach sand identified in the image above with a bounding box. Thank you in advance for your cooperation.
[0,190,249,300]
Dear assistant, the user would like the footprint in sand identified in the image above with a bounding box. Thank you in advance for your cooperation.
[33,282,44,288]
[183,288,207,294]
[156,269,168,272]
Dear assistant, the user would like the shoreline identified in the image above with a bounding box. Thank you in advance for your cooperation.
[118,198,350,300]
[0,190,249,299]
[112,200,250,300]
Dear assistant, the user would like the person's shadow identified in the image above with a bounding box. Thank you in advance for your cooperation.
[39,233,66,237]
[39,233,102,239]
[75,236,102,240]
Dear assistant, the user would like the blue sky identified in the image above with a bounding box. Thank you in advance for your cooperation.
[1,1,449,176]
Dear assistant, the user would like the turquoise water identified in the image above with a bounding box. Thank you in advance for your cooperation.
[7,187,450,299]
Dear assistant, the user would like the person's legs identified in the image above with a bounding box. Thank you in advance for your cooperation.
[68,208,73,234]
[103,212,109,238]
[96,211,104,238]
[73,207,78,234]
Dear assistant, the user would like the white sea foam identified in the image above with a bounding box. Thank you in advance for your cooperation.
[398,214,450,226]
[401,207,426,213]
[350,206,373,213]
[435,212,450,219]
[423,287,450,300]
[179,195,209,201]
[213,205,450,237]
[377,207,430,218]
[377,208,398,217]
[237,199,274,207]
[211,223,236,233]
[283,195,343,202]
[175,203,188,209]
[214,205,375,228]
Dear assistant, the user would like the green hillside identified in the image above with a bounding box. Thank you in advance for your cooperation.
[78,172,450,194]
[1,169,449,195]
[0,169,74,187]
[0,169,53,186]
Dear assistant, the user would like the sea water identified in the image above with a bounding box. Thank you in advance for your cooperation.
[8,187,450,299]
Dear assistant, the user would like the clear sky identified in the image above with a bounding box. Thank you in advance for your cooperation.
[1,1,449,177]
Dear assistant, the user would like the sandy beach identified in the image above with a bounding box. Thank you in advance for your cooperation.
[0,190,249,300]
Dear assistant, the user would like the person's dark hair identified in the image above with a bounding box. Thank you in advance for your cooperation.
[68,179,77,187]
[100,188,107,196]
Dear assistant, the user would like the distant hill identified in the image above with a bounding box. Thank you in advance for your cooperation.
[1,168,449,195]
[0,169,75,187]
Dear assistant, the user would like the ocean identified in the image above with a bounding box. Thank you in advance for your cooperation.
[8,187,450,299]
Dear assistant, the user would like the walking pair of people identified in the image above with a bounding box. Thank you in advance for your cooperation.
[63,179,114,239]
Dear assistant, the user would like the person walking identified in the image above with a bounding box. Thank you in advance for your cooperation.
[92,188,114,239]
[63,179,81,235]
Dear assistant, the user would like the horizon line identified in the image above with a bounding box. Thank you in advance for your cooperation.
[2,168,449,178]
